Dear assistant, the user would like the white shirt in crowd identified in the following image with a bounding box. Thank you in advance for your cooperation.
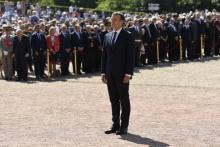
[69,6,73,13]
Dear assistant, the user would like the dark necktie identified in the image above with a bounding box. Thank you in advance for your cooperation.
[77,32,80,40]
[97,33,101,44]
[37,33,41,40]
[112,31,117,46]
[147,25,151,38]
[154,24,158,30]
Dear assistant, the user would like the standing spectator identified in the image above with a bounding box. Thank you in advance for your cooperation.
[46,26,60,75]
[30,11,39,25]
[31,24,47,79]
[12,29,30,81]
[141,17,152,65]
[149,16,160,64]
[180,18,194,60]
[71,24,84,75]
[16,1,22,15]
[0,24,13,80]
[59,25,72,76]
[69,5,73,14]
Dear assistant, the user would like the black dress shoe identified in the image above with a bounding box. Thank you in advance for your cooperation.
[16,78,22,82]
[36,76,41,80]
[116,128,128,135]
[23,79,28,82]
[105,127,119,134]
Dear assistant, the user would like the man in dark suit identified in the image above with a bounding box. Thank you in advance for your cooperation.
[204,15,213,57]
[192,13,205,59]
[23,25,34,72]
[93,25,102,72]
[214,15,220,56]
[129,19,142,67]
[141,17,152,65]
[31,24,47,79]
[82,25,97,74]
[167,19,179,62]
[12,29,30,81]
[180,19,194,60]
[59,25,72,76]
[149,17,160,64]
[71,24,84,75]
[101,12,134,135]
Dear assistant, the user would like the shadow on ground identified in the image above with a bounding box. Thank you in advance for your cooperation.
[119,133,170,147]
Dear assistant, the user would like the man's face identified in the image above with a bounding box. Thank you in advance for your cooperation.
[144,19,148,24]
[35,26,40,32]
[185,20,189,25]
[17,30,23,37]
[5,29,10,35]
[62,27,67,32]
[134,20,138,26]
[111,14,123,30]
[75,26,80,32]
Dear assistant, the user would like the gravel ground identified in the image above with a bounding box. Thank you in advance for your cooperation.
[0,57,219,147]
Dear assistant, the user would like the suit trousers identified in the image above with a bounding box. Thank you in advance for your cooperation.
[106,73,130,129]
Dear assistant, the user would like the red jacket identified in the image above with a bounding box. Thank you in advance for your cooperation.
[46,35,60,53]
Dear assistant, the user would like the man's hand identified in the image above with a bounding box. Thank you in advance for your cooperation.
[50,50,55,54]
[25,53,29,58]
[101,75,107,84]
[78,47,84,52]
[35,51,39,56]
[65,48,71,53]
[123,75,130,84]
[3,51,8,56]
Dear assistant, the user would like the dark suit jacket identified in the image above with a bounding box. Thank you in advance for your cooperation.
[59,33,72,54]
[181,26,193,45]
[82,32,99,54]
[100,30,108,45]
[191,19,205,41]
[13,35,30,59]
[93,32,101,49]
[101,29,134,79]
[71,32,84,49]
[167,25,178,44]
[31,32,47,54]
[195,19,205,37]
[128,26,141,40]
[142,25,151,44]
[149,23,160,42]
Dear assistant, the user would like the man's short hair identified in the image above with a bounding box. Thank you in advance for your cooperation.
[112,12,125,21]
[34,24,40,31]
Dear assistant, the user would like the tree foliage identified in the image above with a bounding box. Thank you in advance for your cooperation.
[27,0,220,12]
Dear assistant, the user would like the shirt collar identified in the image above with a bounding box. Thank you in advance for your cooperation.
[113,27,122,34]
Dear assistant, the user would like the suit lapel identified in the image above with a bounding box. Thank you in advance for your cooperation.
[112,29,123,52]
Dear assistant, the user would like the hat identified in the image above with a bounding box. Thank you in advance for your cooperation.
[2,24,11,29]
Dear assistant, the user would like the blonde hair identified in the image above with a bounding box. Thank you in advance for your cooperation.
[49,26,56,35]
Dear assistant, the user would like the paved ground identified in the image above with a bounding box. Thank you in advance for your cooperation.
[0,57,220,147]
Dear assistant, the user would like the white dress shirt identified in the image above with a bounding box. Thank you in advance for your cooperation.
[112,27,122,44]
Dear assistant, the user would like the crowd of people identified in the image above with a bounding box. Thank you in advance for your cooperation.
[0,1,220,82]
